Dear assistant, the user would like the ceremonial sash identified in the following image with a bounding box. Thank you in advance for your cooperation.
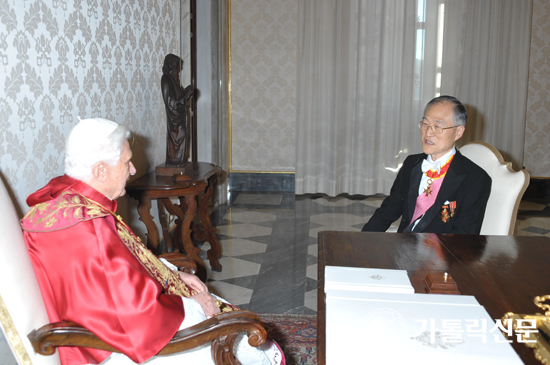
[410,176,445,226]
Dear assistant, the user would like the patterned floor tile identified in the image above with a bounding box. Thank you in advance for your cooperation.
[309,226,362,239]
[304,289,318,312]
[522,226,550,235]
[223,209,277,223]
[519,201,547,211]
[312,196,357,207]
[309,212,365,238]
[237,235,274,244]
[306,264,317,281]
[359,196,385,208]
[310,212,365,226]
[217,223,273,238]
[229,252,266,265]
[213,275,258,290]
[513,229,548,237]
[308,244,318,257]
[208,257,261,281]
[516,216,550,235]
[306,255,318,267]
[208,281,253,306]
[220,237,267,257]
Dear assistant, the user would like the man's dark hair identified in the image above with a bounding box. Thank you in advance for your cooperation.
[424,95,467,126]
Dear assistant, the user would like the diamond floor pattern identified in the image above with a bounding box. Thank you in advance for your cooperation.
[201,192,550,314]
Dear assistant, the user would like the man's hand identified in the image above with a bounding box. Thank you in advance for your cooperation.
[178,271,208,293]
[192,291,221,317]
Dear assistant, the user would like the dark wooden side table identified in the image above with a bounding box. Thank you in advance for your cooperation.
[126,162,222,280]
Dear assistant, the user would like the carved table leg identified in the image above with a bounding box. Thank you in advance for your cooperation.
[136,196,160,253]
[199,176,223,272]
[157,198,173,253]
[161,198,183,252]
[179,195,206,280]
[161,196,206,281]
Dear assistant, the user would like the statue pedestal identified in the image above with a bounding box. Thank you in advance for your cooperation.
[155,162,190,177]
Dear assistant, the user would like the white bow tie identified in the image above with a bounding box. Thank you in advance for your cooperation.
[421,159,442,173]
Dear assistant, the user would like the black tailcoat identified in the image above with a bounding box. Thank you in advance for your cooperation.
[362,151,491,234]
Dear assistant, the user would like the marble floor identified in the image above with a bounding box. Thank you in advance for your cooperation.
[200,192,550,316]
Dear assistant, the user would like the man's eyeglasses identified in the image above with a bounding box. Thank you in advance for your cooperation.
[418,121,458,134]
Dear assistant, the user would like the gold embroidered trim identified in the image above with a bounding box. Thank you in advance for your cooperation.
[113,216,239,313]
[112,213,238,313]
[22,191,108,232]
[0,294,32,365]
[116,222,194,298]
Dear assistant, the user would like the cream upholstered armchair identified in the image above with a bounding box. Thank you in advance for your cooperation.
[460,141,530,235]
[0,176,56,365]
[0,177,266,365]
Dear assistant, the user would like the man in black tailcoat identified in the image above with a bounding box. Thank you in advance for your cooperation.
[362,96,491,234]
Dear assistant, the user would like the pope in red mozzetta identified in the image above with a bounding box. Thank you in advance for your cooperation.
[21,118,284,365]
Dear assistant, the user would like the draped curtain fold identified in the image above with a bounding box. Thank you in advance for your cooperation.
[295,0,532,196]
[441,0,532,169]
[296,0,424,196]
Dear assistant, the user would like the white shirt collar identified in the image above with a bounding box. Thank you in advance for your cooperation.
[426,146,456,164]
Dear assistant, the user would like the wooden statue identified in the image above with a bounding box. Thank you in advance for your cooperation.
[161,54,194,166]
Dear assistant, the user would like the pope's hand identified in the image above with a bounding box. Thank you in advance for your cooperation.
[192,291,221,317]
[178,271,208,293]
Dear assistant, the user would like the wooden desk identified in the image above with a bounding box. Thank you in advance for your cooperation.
[317,231,550,365]
[126,162,222,280]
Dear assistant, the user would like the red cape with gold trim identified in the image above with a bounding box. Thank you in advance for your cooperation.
[21,175,185,365]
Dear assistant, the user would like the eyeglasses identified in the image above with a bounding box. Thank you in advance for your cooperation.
[418,121,458,134]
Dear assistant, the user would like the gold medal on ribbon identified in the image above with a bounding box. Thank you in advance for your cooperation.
[441,205,450,223]
[424,178,434,197]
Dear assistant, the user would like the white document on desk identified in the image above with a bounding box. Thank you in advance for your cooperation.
[325,291,523,365]
[326,289,481,306]
[325,266,414,294]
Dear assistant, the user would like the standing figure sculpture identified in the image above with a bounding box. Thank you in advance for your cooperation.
[161,54,194,166]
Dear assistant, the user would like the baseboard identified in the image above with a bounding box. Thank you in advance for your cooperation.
[227,175,550,197]
[228,172,295,192]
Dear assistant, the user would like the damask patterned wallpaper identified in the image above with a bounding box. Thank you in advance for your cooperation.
[230,0,297,172]
[524,0,550,178]
[0,0,182,216]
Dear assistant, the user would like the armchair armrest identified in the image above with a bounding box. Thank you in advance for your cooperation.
[28,321,117,355]
[159,251,198,275]
[28,310,267,365]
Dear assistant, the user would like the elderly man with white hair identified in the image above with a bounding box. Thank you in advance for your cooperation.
[21,118,284,365]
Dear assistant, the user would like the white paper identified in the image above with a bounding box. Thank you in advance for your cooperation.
[325,266,415,294]
[326,290,480,306]
[326,295,523,364]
